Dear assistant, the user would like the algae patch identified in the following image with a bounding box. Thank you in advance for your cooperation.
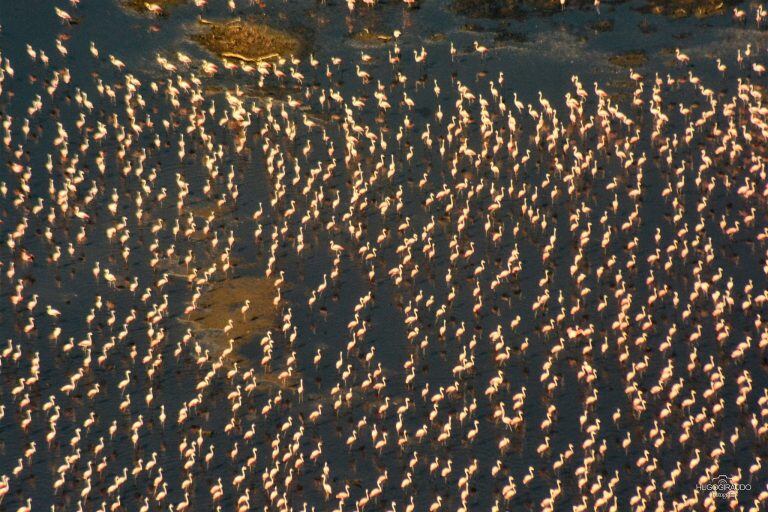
[193,19,303,62]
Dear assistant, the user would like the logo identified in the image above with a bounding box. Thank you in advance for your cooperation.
[696,475,751,499]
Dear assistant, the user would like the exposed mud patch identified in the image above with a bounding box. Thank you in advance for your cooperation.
[608,50,648,68]
[123,0,187,14]
[187,275,277,343]
[193,18,303,61]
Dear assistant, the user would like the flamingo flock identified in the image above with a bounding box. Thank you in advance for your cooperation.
[1,1,768,511]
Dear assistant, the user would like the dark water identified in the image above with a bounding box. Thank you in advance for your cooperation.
[1,1,767,511]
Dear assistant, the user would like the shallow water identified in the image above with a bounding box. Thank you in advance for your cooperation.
[1,1,768,511]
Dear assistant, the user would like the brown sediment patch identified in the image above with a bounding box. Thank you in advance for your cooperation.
[452,0,522,19]
[430,33,448,42]
[452,0,731,18]
[608,50,648,68]
[123,0,187,13]
[494,30,528,44]
[643,0,731,18]
[180,275,299,391]
[193,18,303,62]
[452,0,590,18]
[640,0,737,18]
[460,23,489,32]
[188,275,277,343]
[189,200,236,220]
[590,19,614,33]
[349,28,393,46]
[604,77,635,103]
